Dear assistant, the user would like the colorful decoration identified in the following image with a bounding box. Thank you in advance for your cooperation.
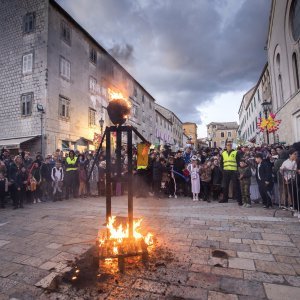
[93,132,102,148]
[257,113,281,133]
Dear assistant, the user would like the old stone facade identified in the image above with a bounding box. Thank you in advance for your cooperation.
[207,122,238,148]
[238,64,273,145]
[154,109,173,147]
[155,103,183,150]
[183,122,198,149]
[0,0,157,155]
[0,0,49,153]
[261,0,300,145]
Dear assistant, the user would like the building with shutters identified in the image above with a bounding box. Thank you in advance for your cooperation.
[0,0,156,155]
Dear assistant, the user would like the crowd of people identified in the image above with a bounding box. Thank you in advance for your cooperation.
[0,140,299,211]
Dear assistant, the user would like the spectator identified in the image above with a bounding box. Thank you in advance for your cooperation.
[187,155,200,201]
[255,153,273,209]
[238,158,252,207]
[0,172,8,208]
[78,162,87,198]
[65,150,78,199]
[211,158,222,201]
[51,160,64,201]
[40,155,53,201]
[30,162,42,203]
[220,139,242,205]
[152,156,165,198]
[15,166,28,209]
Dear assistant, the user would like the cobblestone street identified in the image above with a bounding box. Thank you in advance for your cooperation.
[1,197,300,299]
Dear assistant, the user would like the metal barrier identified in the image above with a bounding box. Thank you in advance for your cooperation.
[276,170,299,214]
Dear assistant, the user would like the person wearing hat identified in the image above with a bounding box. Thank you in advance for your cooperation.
[238,158,252,207]
[255,152,273,209]
[187,155,200,201]
[219,139,242,205]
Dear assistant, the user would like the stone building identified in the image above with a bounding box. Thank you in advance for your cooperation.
[207,122,239,148]
[155,103,183,150]
[238,64,273,145]
[0,0,156,155]
[266,0,300,144]
[154,109,173,147]
[182,122,198,149]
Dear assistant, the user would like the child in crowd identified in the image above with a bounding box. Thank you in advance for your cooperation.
[30,163,42,203]
[211,158,222,200]
[200,161,212,202]
[167,156,177,198]
[238,158,252,207]
[51,161,64,201]
[0,172,8,208]
[78,163,87,198]
[187,155,200,201]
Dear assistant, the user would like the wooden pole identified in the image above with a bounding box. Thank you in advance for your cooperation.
[106,129,111,223]
[127,128,133,238]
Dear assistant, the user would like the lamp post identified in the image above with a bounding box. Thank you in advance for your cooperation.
[99,117,104,135]
[37,104,45,157]
[261,100,272,145]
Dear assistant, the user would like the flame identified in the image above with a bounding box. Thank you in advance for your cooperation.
[98,216,153,256]
[108,88,131,107]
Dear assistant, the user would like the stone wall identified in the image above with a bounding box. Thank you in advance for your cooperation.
[276,91,300,145]
[0,0,48,141]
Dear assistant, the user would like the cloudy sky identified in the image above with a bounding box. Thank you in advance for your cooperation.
[56,0,271,137]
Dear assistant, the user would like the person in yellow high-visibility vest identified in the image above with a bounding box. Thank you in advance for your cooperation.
[64,150,78,200]
[135,143,150,198]
[219,139,242,205]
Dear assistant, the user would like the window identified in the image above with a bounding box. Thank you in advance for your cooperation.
[258,89,261,102]
[22,53,33,75]
[254,97,256,108]
[60,57,70,80]
[62,140,70,151]
[228,131,231,137]
[21,93,33,116]
[89,108,96,126]
[142,94,145,103]
[291,0,300,41]
[23,12,35,34]
[133,105,138,118]
[156,113,158,122]
[59,96,70,119]
[134,87,137,97]
[89,47,97,64]
[89,76,97,93]
[221,132,224,138]
[292,52,300,91]
[149,101,152,109]
[61,21,71,45]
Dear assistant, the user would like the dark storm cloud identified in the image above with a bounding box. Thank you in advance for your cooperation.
[56,0,271,123]
[109,43,134,63]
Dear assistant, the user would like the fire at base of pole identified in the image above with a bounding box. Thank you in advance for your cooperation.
[97,216,153,273]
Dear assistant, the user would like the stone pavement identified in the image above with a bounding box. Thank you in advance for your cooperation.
[0,196,300,299]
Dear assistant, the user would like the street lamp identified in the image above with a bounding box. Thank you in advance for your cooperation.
[261,100,272,145]
[37,104,45,157]
[99,117,104,135]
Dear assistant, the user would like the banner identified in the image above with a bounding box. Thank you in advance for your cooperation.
[137,143,150,167]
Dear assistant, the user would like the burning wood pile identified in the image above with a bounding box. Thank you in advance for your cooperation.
[97,216,153,273]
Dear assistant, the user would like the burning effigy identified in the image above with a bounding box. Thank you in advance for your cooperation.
[89,89,153,273]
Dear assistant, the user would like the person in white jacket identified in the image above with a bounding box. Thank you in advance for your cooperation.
[51,161,64,201]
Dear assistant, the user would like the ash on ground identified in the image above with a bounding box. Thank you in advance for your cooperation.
[42,242,176,299]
